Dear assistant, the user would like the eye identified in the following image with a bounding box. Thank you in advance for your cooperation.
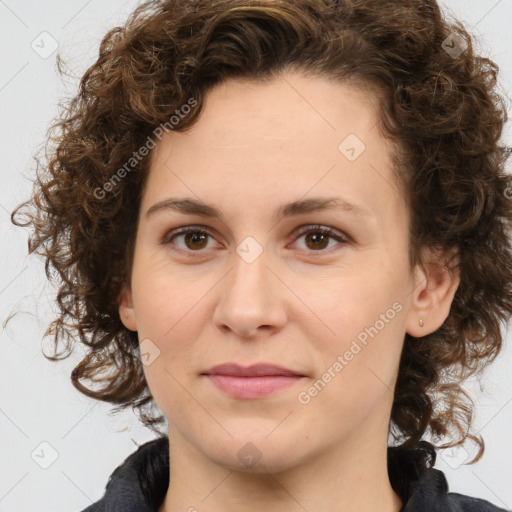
[162,224,349,255]
[291,225,348,253]
[162,226,220,253]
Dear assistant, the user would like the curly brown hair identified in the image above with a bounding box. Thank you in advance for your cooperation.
[11,0,512,468]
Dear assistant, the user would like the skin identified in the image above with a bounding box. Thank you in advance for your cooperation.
[119,70,460,512]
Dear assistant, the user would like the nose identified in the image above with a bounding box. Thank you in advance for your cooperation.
[212,246,288,338]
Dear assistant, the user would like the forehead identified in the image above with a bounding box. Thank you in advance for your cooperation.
[178,72,383,153]
[143,71,405,231]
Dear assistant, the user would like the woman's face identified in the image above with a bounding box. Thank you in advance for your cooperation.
[120,71,427,472]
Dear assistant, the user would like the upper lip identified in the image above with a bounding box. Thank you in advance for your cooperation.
[202,363,305,377]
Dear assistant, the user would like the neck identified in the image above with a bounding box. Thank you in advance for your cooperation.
[158,424,402,512]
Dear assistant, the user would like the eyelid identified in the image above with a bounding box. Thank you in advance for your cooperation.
[292,224,349,242]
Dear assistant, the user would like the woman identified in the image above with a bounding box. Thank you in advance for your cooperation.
[11,0,512,510]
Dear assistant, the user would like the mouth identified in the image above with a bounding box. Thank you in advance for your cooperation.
[201,362,305,378]
[201,363,306,399]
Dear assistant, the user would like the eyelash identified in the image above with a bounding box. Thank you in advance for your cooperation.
[162,224,349,256]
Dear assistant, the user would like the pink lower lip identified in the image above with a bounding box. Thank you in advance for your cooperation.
[206,375,303,399]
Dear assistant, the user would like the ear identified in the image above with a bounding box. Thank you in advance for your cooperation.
[405,246,460,337]
[118,284,138,332]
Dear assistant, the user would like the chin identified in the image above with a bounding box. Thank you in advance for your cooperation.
[212,447,301,474]
[201,428,310,474]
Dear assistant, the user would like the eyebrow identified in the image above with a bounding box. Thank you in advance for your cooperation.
[145,197,372,222]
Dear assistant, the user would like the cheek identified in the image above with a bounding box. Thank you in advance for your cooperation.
[129,257,213,395]
[131,249,211,340]
[303,266,406,345]
[137,303,209,424]
[298,266,407,394]
[294,281,405,435]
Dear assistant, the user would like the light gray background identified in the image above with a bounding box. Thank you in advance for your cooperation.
[0,1,511,511]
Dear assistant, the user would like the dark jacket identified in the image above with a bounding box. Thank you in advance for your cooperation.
[80,437,509,511]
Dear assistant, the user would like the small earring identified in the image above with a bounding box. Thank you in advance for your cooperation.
[419,318,424,327]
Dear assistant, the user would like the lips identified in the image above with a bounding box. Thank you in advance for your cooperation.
[201,363,306,399]
[202,363,304,377]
